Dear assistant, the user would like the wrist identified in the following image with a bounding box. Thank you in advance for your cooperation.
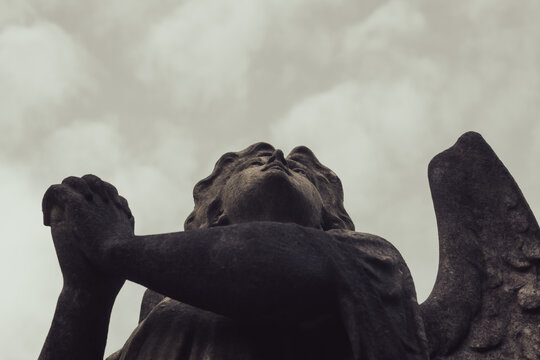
[39,284,119,360]
[59,284,118,311]
[62,272,125,301]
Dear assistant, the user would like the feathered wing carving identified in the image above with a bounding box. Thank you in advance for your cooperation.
[420,132,540,359]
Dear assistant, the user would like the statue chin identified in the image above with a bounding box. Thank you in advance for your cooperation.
[221,169,323,228]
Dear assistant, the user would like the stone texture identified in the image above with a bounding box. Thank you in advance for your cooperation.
[421,132,540,360]
[40,133,538,360]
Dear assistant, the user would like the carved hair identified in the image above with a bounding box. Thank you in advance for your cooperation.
[184,142,355,231]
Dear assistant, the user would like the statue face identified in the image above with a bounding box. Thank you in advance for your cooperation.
[220,148,324,228]
[186,142,353,231]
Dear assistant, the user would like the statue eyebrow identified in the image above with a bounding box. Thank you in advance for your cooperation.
[286,159,304,168]
[286,154,306,163]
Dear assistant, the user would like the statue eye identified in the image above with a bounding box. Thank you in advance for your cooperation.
[249,160,264,167]
[293,168,307,175]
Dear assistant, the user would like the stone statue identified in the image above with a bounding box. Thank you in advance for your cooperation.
[38,132,539,360]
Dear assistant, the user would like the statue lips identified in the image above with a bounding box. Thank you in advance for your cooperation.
[261,162,292,176]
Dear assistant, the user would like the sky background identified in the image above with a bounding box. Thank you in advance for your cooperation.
[1,0,539,358]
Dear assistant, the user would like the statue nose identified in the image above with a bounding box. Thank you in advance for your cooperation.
[268,149,288,166]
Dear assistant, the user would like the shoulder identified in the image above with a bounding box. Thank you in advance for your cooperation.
[327,229,399,250]
[326,229,406,264]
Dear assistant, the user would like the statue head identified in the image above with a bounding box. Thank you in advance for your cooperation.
[184,142,354,232]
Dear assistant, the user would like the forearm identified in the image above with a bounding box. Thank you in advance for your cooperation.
[109,222,337,322]
[39,285,118,360]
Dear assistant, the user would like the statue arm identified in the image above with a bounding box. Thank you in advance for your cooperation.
[40,176,129,360]
[110,222,336,322]
[39,285,118,360]
[42,176,338,326]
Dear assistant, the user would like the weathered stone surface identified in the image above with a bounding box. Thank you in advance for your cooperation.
[39,133,538,360]
[421,132,539,360]
[518,282,540,310]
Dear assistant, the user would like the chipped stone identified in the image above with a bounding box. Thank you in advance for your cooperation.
[504,247,531,270]
[469,316,505,351]
[509,209,530,233]
[503,269,528,291]
[503,191,519,209]
[518,282,540,310]
[519,326,540,360]
[522,236,540,260]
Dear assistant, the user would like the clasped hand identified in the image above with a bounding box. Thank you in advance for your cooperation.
[42,175,134,291]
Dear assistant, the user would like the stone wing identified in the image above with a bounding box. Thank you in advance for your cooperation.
[420,132,539,360]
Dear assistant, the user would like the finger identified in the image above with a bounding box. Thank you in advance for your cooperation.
[62,176,93,201]
[82,174,109,203]
[42,184,79,226]
[117,196,134,229]
[102,182,120,206]
[117,196,132,217]
[119,196,135,230]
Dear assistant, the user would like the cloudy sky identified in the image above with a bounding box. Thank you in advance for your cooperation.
[1,0,539,358]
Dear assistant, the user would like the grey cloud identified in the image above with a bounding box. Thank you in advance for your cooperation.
[135,0,267,108]
[0,20,98,160]
[2,0,540,358]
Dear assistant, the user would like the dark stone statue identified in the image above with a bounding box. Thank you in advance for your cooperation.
[39,132,539,360]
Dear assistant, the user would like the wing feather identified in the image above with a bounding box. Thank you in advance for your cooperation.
[420,132,539,359]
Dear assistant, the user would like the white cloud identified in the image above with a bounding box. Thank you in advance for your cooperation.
[135,0,267,108]
[341,0,426,55]
[132,0,353,112]
[270,73,437,168]
[0,21,96,152]
[0,22,94,108]
[40,119,124,176]
[0,0,37,29]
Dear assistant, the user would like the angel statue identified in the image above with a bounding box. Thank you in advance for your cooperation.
[39,132,539,360]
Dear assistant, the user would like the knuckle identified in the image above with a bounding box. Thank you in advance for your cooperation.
[103,182,119,197]
[118,196,133,218]
[82,174,102,184]
[118,195,128,206]
[82,174,109,202]
[61,176,82,185]
[62,176,93,200]
[44,184,65,201]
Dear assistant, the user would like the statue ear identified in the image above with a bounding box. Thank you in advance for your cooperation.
[207,198,229,227]
[211,212,230,227]
[184,211,196,230]
[321,207,338,231]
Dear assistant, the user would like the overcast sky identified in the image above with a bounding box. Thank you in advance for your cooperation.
[1,0,539,358]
